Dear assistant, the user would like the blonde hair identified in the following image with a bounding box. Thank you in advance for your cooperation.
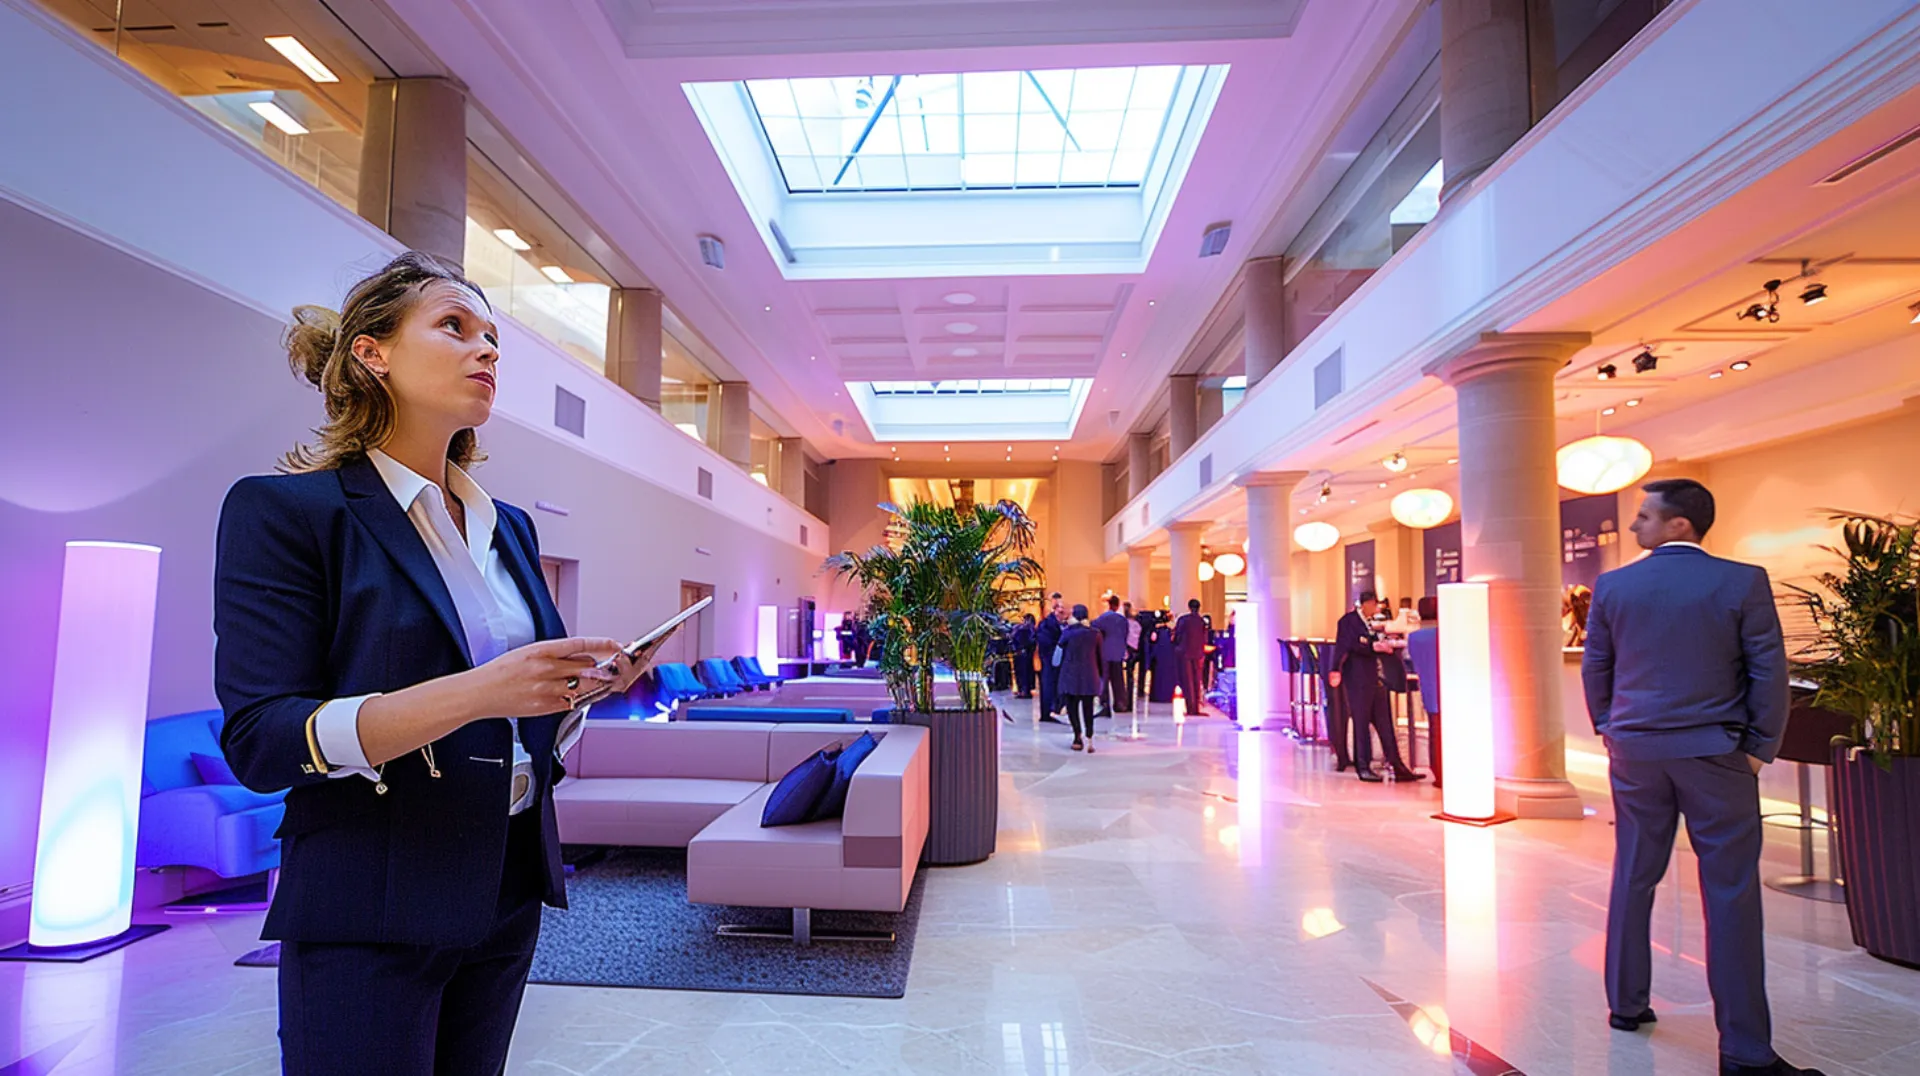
[280,251,489,473]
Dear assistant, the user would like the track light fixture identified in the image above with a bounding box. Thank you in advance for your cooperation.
[1631,349,1658,374]
[1383,452,1408,473]
[1908,301,1920,325]
[1318,482,1332,504]
[1596,364,1617,380]
[1799,282,1828,305]
[1736,279,1782,323]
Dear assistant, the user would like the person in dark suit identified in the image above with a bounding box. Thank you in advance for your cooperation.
[1329,591,1423,783]
[1172,599,1210,714]
[1053,604,1104,751]
[1035,593,1067,723]
[1092,595,1132,716]
[1582,479,1817,1076]
[1011,613,1038,698]
[1129,606,1156,700]
[213,254,646,1076]
[1404,596,1443,789]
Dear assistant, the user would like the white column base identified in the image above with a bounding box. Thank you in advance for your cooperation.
[1496,776,1585,820]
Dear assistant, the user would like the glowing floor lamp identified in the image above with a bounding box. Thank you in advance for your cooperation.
[1229,600,1265,730]
[1434,582,1514,826]
[756,604,780,673]
[3,541,169,962]
[822,611,845,662]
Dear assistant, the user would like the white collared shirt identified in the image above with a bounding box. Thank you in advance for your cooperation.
[1659,540,1705,551]
[311,449,585,814]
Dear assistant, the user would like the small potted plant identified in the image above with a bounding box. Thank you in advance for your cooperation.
[827,499,1043,864]
[1789,512,1920,968]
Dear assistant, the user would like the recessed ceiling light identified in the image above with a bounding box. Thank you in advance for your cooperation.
[944,291,976,305]
[1377,481,1388,489]
[1299,508,1309,515]
[539,265,573,284]
[1447,457,1458,465]
[952,346,979,357]
[264,36,338,83]
[1147,300,1156,306]
[492,228,531,251]
[943,445,950,451]
[946,322,978,335]
[1709,369,1725,379]
[1626,398,1642,407]
[809,355,816,361]
[248,100,308,136]
[764,305,772,312]
[1602,406,1617,416]
[1730,359,1752,371]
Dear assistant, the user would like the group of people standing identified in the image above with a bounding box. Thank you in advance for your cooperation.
[1008,593,1219,751]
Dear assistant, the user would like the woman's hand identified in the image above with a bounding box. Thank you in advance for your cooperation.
[470,637,622,717]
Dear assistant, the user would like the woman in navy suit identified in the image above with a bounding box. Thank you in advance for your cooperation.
[213,253,644,1075]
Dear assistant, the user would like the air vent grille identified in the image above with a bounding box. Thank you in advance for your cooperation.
[697,234,726,269]
[1198,221,1232,258]
[553,387,585,437]
[1313,349,1344,409]
[1819,124,1920,185]
[697,468,714,500]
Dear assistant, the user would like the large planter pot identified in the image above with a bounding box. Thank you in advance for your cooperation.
[1829,746,1920,969]
[892,708,1000,866]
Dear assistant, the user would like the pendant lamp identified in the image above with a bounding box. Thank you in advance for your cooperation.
[1293,521,1339,552]
[1213,552,1246,577]
[1389,488,1453,530]
[1556,434,1653,495]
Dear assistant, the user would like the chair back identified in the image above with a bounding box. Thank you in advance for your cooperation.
[144,709,224,794]
[696,657,746,694]
[656,662,702,696]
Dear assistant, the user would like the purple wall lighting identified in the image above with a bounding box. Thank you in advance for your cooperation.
[28,541,161,949]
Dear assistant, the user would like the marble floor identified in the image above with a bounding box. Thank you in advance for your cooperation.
[5,695,1917,1075]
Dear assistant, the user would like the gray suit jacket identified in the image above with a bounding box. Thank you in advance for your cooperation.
[1581,544,1789,762]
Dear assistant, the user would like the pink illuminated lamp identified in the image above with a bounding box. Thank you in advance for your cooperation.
[1433,582,1514,826]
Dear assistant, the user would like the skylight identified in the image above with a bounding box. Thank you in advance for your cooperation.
[867,378,1077,396]
[846,379,1094,442]
[744,67,1189,193]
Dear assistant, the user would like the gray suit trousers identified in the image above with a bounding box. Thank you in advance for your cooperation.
[1606,750,1773,1067]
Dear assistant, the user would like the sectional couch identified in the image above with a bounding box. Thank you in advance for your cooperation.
[553,721,929,943]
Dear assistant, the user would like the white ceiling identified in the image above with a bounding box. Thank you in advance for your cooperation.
[366,0,1426,461]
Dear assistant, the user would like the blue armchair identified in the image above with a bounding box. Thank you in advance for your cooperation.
[655,662,721,708]
[695,657,750,696]
[732,655,785,690]
[138,709,284,880]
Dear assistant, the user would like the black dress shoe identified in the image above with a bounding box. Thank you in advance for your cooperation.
[1609,1009,1656,1032]
[1392,769,1428,782]
[1357,770,1384,783]
[1719,1057,1825,1076]
[1039,715,1066,724]
[1334,760,1352,773]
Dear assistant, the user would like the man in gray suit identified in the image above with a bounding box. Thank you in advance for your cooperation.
[1583,479,1820,1076]
[1092,595,1132,717]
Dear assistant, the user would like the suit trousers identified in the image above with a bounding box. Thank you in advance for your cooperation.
[278,809,545,1076]
[1039,654,1061,716]
[1606,751,1773,1067]
[1343,677,1409,774]
[1124,648,1144,697]
[1180,657,1207,711]
[1101,659,1130,713]
[1013,649,1036,696]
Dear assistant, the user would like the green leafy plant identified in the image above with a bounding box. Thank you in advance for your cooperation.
[1786,512,1920,760]
[826,499,1044,712]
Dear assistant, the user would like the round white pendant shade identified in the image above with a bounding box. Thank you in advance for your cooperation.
[1213,552,1246,577]
[1197,561,1217,583]
[1389,488,1454,530]
[1293,521,1340,552]
[1556,434,1653,495]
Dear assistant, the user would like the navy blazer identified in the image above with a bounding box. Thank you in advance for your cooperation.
[213,455,571,948]
[1091,610,1130,663]
[1055,623,1105,696]
[1331,610,1382,681]
[1582,544,1789,762]
[1036,614,1064,657]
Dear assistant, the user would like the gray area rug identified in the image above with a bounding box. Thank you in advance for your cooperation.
[239,849,926,999]
[528,848,924,999]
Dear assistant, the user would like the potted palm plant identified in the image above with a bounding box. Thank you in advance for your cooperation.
[827,498,1043,864]
[1789,512,1920,968]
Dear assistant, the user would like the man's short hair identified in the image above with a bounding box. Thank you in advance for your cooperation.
[1417,596,1438,621]
[1643,478,1715,538]
[1187,598,1201,611]
[1106,594,1121,610]
[1358,590,1378,604]
[1071,603,1089,620]
[1050,591,1063,600]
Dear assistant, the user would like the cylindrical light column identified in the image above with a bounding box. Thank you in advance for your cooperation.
[1168,522,1207,619]
[1427,332,1590,819]
[29,541,163,950]
[1238,471,1307,729]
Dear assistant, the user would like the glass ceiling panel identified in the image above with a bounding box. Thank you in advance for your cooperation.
[866,379,1075,396]
[744,66,1195,194]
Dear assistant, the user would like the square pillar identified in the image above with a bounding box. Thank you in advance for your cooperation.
[358,78,467,268]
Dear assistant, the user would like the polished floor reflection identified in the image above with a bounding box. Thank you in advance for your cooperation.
[4,696,1916,1074]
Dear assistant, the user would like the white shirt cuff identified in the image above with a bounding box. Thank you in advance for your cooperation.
[313,694,381,782]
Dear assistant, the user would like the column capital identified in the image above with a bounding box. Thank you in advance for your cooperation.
[1166,520,1210,534]
[1234,469,1308,490]
[1425,331,1592,386]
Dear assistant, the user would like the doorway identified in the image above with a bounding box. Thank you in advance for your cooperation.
[660,581,715,667]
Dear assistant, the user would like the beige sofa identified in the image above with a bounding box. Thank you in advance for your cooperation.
[555,721,929,942]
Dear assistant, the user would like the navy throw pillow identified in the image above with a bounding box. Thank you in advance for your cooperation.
[190,752,240,786]
[807,731,880,823]
[761,747,840,827]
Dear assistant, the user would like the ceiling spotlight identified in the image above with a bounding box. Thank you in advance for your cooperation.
[1446,457,1458,465]
[1318,482,1332,504]
[1631,349,1658,374]
[1377,481,1388,489]
[1602,407,1617,416]
[1596,364,1617,380]
[1147,300,1156,306]
[1907,301,1920,324]
[1736,279,1782,323]
[1626,398,1642,407]
[1799,282,1828,305]
[1382,452,1408,473]
[1730,359,1752,371]
[1709,369,1725,380]
[764,305,772,312]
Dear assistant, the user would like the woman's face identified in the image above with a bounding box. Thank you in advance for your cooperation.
[355,281,499,435]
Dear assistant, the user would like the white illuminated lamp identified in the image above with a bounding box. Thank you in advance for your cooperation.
[756,605,780,672]
[1197,561,1217,583]
[1213,552,1246,577]
[1229,600,1264,730]
[1389,488,1454,530]
[247,100,308,136]
[1434,582,1513,826]
[539,265,574,284]
[1556,435,1653,495]
[822,611,846,661]
[18,542,168,957]
[1293,521,1339,553]
[492,228,532,251]
[264,35,339,82]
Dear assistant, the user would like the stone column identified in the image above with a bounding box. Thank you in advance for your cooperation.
[708,381,752,469]
[358,78,468,267]
[1197,384,1225,437]
[1127,433,1153,499]
[607,287,663,411]
[1239,471,1307,727]
[1243,256,1290,384]
[1128,546,1153,611]
[1426,331,1590,818]
[1168,375,1199,458]
[777,437,806,504]
[1439,0,1535,203]
[1168,522,1207,619]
